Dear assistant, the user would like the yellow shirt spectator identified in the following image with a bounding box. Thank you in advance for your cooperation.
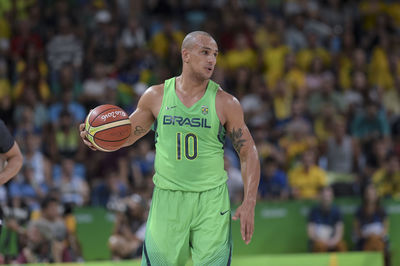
[273,80,293,121]
[383,89,400,117]
[314,117,332,143]
[359,0,386,30]
[0,78,11,99]
[297,48,330,71]
[16,59,48,78]
[263,44,290,87]
[0,0,35,19]
[373,167,400,198]
[368,46,394,91]
[254,24,279,50]
[284,67,306,94]
[385,3,400,28]
[0,16,10,39]
[13,79,51,102]
[280,133,318,167]
[338,55,352,90]
[225,48,257,71]
[289,165,328,199]
[150,30,184,59]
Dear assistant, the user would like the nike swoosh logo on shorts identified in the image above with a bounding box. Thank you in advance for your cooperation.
[220,210,229,215]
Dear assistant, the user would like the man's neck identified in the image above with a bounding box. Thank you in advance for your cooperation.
[177,72,209,96]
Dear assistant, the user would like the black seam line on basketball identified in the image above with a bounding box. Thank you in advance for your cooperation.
[93,124,131,142]
[90,107,121,124]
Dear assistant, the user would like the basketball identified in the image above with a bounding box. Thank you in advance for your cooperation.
[84,104,131,152]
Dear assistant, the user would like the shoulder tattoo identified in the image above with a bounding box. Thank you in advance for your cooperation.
[229,128,246,153]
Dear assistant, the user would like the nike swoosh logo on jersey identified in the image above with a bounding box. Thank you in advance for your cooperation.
[166,105,177,110]
[220,210,229,215]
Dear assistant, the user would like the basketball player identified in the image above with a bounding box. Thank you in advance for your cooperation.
[80,31,260,265]
[0,119,23,235]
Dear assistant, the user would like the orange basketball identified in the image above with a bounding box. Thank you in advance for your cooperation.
[84,104,131,152]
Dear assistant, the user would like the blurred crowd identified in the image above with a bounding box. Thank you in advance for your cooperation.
[0,0,399,263]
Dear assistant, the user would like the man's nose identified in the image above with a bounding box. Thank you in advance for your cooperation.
[208,55,216,64]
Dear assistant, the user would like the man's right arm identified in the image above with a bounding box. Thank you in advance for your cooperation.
[80,84,163,150]
[122,85,162,146]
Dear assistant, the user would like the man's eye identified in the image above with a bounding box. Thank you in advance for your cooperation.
[202,51,208,55]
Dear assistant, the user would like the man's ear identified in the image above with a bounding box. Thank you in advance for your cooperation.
[182,49,190,64]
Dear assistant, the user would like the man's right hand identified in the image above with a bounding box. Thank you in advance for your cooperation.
[79,123,97,151]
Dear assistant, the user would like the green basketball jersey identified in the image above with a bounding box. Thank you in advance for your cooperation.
[153,77,227,192]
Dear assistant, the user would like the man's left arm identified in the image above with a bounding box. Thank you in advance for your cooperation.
[222,93,260,245]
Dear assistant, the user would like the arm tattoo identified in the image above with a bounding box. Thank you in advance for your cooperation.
[229,128,246,153]
[134,126,146,136]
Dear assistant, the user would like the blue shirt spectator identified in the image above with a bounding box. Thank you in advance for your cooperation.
[9,166,48,210]
[48,90,86,124]
[307,186,346,252]
[258,157,289,200]
[351,102,390,140]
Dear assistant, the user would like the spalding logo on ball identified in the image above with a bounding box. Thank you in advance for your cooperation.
[85,104,131,152]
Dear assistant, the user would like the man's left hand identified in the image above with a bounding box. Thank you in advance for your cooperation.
[232,200,255,245]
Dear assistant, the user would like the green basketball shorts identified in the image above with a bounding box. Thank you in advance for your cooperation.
[141,183,232,266]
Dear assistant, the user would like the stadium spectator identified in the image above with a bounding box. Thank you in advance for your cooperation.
[128,139,155,191]
[307,186,346,252]
[305,57,327,93]
[351,101,390,143]
[282,53,306,96]
[262,32,290,89]
[20,197,72,263]
[285,13,307,52]
[313,104,336,143]
[354,184,390,265]
[119,18,147,50]
[307,73,345,117]
[280,115,316,167]
[46,16,83,74]
[54,158,89,207]
[49,64,83,100]
[13,64,50,104]
[108,194,147,260]
[87,19,124,71]
[54,109,84,161]
[11,19,43,61]
[364,138,391,177]
[48,88,86,125]
[258,157,289,200]
[149,19,184,60]
[81,62,110,107]
[13,87,48,130]
[20,133,51,188]
[372,153,400,199]
[225,155,243,203]
[289,150,328,199]
[325,116,360,175]
[8,165,48,211]
[224,33,257,71]
[91,169,129,207]
[272,80,293,123]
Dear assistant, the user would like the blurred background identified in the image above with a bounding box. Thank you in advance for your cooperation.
[0,0,399,265]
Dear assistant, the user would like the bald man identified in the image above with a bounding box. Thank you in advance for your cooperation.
[80,31,260,265]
